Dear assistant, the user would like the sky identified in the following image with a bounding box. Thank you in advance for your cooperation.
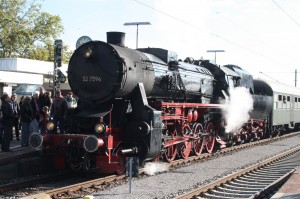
[42,0,300,87]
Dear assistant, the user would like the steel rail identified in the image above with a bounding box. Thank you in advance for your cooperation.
[2,132,300,197]
[176,145,300,199]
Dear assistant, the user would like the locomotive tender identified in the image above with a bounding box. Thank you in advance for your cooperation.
[30,32,300,174]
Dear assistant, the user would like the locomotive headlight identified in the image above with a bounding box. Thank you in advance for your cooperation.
[95,122,106,133]
[84,48,92,58]
[46,121,55,131]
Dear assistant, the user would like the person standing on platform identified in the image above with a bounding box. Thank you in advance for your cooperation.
[38,87,51,111]
[1,94,14,152]
[0,99,3,145]
[11,93,20,141]
[65,92,77,109]
[40,105,50,134]
[38,87,45,104]
[18,95,25,130]
[65,92,77,133]
[0,93,8,145]
[30,92,40,133]
[40,91,52,134]
[20,96,33,147]
[44,91,52,110]
[51,90,68,134]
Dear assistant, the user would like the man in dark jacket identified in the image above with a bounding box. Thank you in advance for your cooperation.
[20,96,33,147]
[11,93,20,140]
[51,90,68,134]
[30,92,40,133]
[31,92,40,121]
[1,94,14,152]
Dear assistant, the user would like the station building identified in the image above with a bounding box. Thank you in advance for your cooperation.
[0,58,69,98]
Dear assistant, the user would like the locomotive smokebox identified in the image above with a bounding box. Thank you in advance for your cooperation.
[107,32,125,47]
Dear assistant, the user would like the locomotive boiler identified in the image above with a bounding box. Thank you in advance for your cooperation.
[69,32,215,106]
[29,32,281,174]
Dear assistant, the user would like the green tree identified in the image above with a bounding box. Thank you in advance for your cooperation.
[0,0,64,58]
[28,40,74,63]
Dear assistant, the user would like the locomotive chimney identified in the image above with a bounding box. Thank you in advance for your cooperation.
[106,31,125,47]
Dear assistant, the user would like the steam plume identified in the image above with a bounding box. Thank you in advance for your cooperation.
[222,87,253,133]
[144,162,169,175]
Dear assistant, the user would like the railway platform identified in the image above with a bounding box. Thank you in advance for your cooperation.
[0,139,39,165]
[271,166,300,198]
[0,139,55,182]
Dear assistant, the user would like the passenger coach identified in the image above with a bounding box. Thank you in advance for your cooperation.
[255,79,300,133]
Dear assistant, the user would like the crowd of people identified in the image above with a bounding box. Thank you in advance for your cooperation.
[0,88,77,152]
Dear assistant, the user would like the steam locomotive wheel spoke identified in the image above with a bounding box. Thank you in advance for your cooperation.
[179,141,192,159]
[178,125,192,159]
[193,123,204,156]
[205,122,216,153]
[163,145,177,162]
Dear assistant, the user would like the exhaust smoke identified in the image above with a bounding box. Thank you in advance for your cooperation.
[222,87,253,133]
[144,162,169,175]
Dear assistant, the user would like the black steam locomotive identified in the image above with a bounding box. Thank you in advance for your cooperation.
[30,32,300,174]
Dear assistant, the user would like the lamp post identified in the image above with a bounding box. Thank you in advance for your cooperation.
[124,22,151,49]
[207,50,225,65]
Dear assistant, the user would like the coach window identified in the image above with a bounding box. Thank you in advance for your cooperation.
[276,94,282,109]
[282,95,287,109]
[299,98,300,109]
[295,97,298,109]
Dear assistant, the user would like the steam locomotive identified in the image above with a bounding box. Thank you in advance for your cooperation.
[29,32,300,174]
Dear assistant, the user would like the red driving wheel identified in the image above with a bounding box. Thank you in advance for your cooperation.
[204,122,216,153]
[178,125,192,159]
[192,123,204,156]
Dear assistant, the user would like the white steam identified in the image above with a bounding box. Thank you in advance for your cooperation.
[144,162,169,175]
[222,87,253,133]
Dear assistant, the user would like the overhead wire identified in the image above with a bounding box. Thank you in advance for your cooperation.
[132,0,296,67]
[213,10,299,62]
[270,0,300,86]
[259,72,282,83]
[272,0,300,30]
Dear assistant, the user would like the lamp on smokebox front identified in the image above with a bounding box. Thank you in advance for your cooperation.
[83,48,93,58]
[46,121,55,131]
[95,122,106,134]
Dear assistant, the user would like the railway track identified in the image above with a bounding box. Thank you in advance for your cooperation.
[1,132,300,198]
[176,145,300,199]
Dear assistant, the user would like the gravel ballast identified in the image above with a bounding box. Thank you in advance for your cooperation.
[91,135,300,199]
